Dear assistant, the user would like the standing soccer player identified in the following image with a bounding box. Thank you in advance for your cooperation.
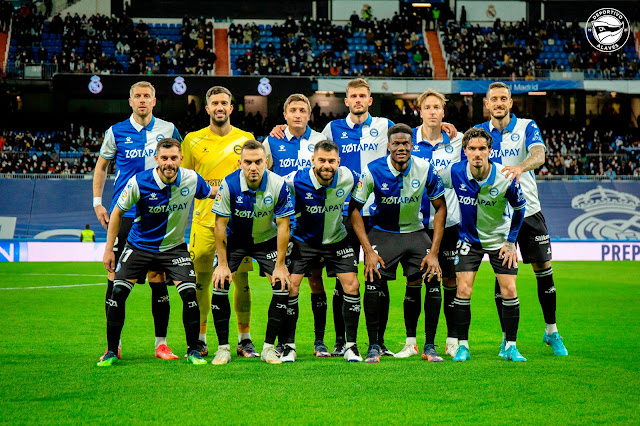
[282,140,363,362]
[440,128,527,362]
[349,123,447,363]
[182,86,258,361]
[395,89,464,361]
[93,81,182,361]
[98,138,214,367]
[263,94,332,357]
[476,82,568,356]
[211,140,294,365]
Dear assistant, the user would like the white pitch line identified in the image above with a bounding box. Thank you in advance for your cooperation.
[0,283,104,290]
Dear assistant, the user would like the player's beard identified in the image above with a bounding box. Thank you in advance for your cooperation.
[491,108,509,120]
[160,165,178,180]
[349,105,367,116]
[211,114,229,127]
[314,167,336,183]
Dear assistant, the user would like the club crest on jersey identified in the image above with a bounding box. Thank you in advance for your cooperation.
[307,144,315,152]
[149,193,158,200]
[510,133,521,142]
[305,192,313,200]
[263,195,273,206]
[489,187,499,197]
[202,147,209,153]
[381,183,389,191]
[336,188,345,197]
[156,134,165,142]
[181,187,190,196]
[125,137,132,144]
[445,144,454,153]
[411,179,420,189]
[279,145,286,152]
[370,128,379,137]
[236,195,243,203]
[341,132,348,139]
[234,145,242,154]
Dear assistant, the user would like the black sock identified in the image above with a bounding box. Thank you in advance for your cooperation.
[494,279,505,333]
[363,280,380,346]
[106,280,133,353]
[342,293,361,343]
[535,267,556,324]
[378,280,390,346]
[176,283,199,350]
[453,297,471,341]
[333,280,345,343]
[211,287,231,346]
[286,296,299,345]
[105,279,114,317]
[311,292,327,342]
[424,280,441,345]
[442,285,458,338]
[150,281,170,339]
[265,289,289,345]
[502,297,520,342]
[403,285,422,339]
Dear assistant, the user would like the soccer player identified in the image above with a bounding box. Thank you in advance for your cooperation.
[182,86,257,360]
[476,82,568,356]
[211,140,294,365]
[281,140,363,362]
[349,123,447,363]
[93,81,182,361]
[263,94,332,357]
[440,127,527,362]
[97,138,214,367]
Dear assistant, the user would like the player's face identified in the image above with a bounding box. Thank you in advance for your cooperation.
[239,148,266,184]
[155,146,182,181]
[284,101,310,132]
[206,93,233,127]
[129,87,156,118]
[420,96,445,128]
[464,138,491,169]
[388,133,413,165]
[485,88,513,120]
[312,148,340,183]
[344,87,372,116]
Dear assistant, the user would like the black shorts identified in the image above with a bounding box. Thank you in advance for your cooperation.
[426,225,459,279]
[114,216,134,257]
[115,242,196,283]
[289,237,358,276]
[517,211,552,264]
[454,241,518,275]
[226,238,278,276]
[368,228,432,282]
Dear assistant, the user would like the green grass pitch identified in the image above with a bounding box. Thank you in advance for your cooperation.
[1,261,639,424]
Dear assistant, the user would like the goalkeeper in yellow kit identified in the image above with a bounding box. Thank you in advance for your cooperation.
[182,86,258,363]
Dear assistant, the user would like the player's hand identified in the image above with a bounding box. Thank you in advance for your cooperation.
[95,205,110,230]
[502,165,524,184]
[103,251,116,273]
[441,122,457,138]
[212,265,232,290]
[271,265,291,292]
[499,242,518,269]
[420,251,442,282]
[363,250,385,282]
[269,124,287,139]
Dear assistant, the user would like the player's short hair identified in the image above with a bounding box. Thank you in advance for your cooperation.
[129,81,155,98]
[387,123,413,140]
[314,140,339,154]
[241,139,265,155]
[283,94,311,112]
[486,82,511,99]
[346,78,371,96]
[206,86,232,104]
[156,138,182,152]
[417,89,447,109]
[462,128,493,149]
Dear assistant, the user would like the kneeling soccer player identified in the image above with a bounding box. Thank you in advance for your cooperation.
[98,138,215,367]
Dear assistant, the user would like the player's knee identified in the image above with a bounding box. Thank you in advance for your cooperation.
[112,280,134,300]
[533,261,551,271]
[500,284,517,299]
[457,284,473,299]
[443,277,457,289]
[307,273,324,293]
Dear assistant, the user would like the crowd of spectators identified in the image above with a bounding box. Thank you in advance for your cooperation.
[230,13,434,77]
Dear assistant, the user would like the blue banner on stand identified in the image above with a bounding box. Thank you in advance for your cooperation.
[452,80,584,94]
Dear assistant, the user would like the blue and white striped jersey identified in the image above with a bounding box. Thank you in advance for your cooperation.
[263,126,326,176]
[117,167,211,252]
[100,115,182,218]
[440,160,526,251]
[322,114,393,216]
[412,126,463,229]
[284,166,358,246]
[213,169,293,245]
[475,114,544,217]
[352,156,445,234]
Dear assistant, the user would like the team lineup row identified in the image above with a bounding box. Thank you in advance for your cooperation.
[93,78,568,366]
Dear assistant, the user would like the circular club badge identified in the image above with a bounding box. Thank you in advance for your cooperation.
[585,8,630,52]
[88,75,103,94]
[172,76,187,95]
[258,78,272,96]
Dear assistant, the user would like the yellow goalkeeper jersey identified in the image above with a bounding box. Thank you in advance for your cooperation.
[182,125,254,227]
